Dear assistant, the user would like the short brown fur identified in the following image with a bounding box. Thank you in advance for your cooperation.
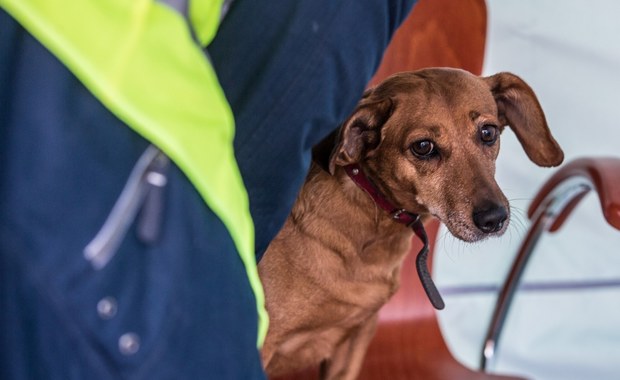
[259,68,563,379]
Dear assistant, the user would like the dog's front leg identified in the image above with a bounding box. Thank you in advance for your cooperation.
[319,314,379,380]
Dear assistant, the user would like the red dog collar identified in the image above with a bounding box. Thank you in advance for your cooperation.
[344,163,445,310]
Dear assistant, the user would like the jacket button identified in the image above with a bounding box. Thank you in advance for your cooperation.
[118,333,140,355]
[97,297,118,319]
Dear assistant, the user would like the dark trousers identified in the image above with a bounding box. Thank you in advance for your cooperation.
[1,0,416,378]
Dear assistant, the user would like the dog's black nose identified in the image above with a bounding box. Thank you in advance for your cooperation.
[473,204,508,233]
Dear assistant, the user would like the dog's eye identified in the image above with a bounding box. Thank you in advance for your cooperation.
[480,125,498,145]
[410,140,437,158]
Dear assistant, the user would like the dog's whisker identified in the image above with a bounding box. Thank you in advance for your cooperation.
[507,196,535,202]
[442,228,461,261]
[508,206,529,237]
[436,225,455,257]
[438,225,472,260]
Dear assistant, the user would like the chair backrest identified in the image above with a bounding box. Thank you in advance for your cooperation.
[357,1,528,378]
[273,1,526,379]
[369,0,486,321]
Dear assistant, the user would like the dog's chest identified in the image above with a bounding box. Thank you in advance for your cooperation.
[270,299,382,372]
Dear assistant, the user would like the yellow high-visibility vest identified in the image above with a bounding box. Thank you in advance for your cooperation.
[0,0,268,347]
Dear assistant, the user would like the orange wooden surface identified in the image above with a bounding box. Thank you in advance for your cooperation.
[360,1,518,378]
[367,0,487,319]
[369,0,487,88]
[359,1,526,378]
[274,1,529,379]
[527,157,620,231]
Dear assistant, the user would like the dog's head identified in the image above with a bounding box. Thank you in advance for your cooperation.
[328,68,564,242]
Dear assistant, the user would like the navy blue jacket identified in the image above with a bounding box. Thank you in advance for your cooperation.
[0,1,416,378]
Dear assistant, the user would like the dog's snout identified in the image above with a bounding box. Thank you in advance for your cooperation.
[473,204,508,234]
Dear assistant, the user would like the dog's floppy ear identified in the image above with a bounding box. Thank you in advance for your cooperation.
[483,72,564,167]
[328,93,393,174]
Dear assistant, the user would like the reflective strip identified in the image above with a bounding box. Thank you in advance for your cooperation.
[0,0,267,346]
[158,0,188,18]
[157,0,232,45]
[220,0,235,21]
[156,0,230,48]
[189,0,225,46]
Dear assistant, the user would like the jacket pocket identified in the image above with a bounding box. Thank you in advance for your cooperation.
[84,145,170,269]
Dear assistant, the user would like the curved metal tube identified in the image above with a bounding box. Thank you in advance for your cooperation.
[480,157,620,371]
[479,177,591,370]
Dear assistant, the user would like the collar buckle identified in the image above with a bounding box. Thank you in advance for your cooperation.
[391,209,420,226]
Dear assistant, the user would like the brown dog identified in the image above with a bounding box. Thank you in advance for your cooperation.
[259,68,564,379]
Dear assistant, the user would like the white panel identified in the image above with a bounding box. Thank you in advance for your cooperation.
[435,1,620,379]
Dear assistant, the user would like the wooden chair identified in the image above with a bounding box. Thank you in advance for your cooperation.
[360,0,524,378]
[357,224,527,380]
[275,0,528,379]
